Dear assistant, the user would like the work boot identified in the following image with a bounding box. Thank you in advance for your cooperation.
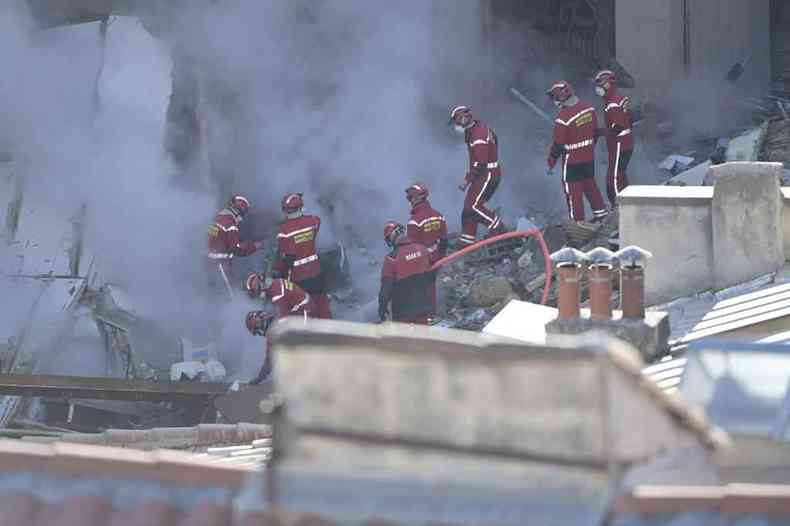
[591,212,609,224]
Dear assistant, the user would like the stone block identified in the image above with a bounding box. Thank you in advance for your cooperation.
[545,310,670,362]
[711,162,784,289]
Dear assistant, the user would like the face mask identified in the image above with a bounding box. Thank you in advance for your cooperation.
[595,86,606,97]
[553,100,563,108]
[453,124,466,135]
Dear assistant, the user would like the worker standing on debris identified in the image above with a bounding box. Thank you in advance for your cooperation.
[594,70,634,208]
[449,106,507,247]
[245,273,315,321]
[546,82,609,223]
[406,183,448,264]
[272,193,332,319]
[207,195,264,298]
[245,310,275,384]
[405,182,447,315]
[379,221,434,324]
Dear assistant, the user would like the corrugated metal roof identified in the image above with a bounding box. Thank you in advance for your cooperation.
[675,281,790,344]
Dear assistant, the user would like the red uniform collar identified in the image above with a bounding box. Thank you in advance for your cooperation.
[410,200,430,216]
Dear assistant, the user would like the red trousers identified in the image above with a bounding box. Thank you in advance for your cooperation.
[561,161,607,222]
[460,170,501,246]
[311,293,333,319]
[606,143,632,207]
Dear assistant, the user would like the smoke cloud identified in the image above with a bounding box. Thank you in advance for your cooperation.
[0,0,578,374]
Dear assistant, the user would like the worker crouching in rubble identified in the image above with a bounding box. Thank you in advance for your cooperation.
[245,274,315,384]
[378,221,435,325]
[546,82,609,224]
[405,183,447,317]
[245,272,315,320]
[207,195,265,299]
[449,105,507,247]
[272,193,333,319]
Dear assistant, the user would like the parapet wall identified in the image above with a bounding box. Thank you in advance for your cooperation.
[269,319,722,466]
[620,162,785,305]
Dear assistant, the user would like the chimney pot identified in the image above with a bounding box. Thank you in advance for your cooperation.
[551,247,587,320]
[615,246,652,319]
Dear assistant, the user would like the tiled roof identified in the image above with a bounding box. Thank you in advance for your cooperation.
[612,483,790,515]
[0,438,469,526]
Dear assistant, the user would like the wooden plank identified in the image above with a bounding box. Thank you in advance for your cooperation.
[0,374,228,402]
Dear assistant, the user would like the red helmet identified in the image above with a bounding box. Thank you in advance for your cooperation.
[594,70,617,88]
[229,195,251,217]
[383,221,404,247]
[245,310,273,336]
[546,81,573,104]
[281,193,304,214]
[449,105,473,127]
[245,272,265,299]
[405,183,429,204]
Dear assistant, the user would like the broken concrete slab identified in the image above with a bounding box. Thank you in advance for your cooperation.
[659,154,695,175]
[725,123,768,163]
[482,300,558,345]
[665,160,711,187]
[711,162,784,289]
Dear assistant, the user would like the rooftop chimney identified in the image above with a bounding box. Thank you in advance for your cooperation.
[586,247,615,321]
[550,247,586,320]
[615,246,653,319]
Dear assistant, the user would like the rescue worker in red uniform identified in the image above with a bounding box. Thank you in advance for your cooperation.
[405,183,448,264]
[207,195,264,298]
[271,193,332,319]
[594,70,634,208]
[245,273,315,321]
[245,310,274,385]
[379,221,434,324]
[405,183,447,316]
[546,82,609,223]
[449,106,506,247]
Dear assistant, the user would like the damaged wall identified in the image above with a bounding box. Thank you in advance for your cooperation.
[616,0,770,101]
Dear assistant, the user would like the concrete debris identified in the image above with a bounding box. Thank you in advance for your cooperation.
[659,154,695,175]
[181,339,219,362]
[563,220,601,247]
[469,276,514,308]
[170,359,227,382]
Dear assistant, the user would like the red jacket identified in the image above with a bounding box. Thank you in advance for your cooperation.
[407,200,447,264]
[548,100,597,168]
[207,208,257,263]
[379,237,433,321]
[464,120,501,182]
[272,214,322,285]
[266,278,314,320]
[602,89,634,152]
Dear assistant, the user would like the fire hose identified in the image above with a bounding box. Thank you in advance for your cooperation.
[430,229,553,306]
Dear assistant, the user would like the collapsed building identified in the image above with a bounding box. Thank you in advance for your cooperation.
[3,2,790,525]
